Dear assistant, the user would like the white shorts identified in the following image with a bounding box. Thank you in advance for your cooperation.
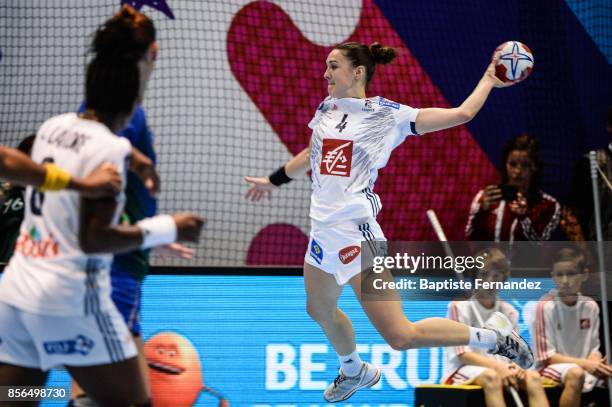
[444,365,488,385]
[304,218,387,285]
[0,301,137,371]
[540,363,603,392]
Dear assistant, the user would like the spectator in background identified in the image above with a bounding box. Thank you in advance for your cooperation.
[466,134,560,241]
[444,248,549,407]
[0,134,35,264]
[533,248,611,407]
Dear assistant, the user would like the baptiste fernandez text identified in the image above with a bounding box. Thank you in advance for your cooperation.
[373,278,542,291]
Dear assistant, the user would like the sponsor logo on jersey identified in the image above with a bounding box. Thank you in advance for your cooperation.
[362,99,375,112]
[310,239,323,264]
[14,227,59,259]
[320,139,353,177]
[317,102,337,113]
[379,97,400,110]
[580,318,590,329]
[43,335,95,356]
[339,245,361,264]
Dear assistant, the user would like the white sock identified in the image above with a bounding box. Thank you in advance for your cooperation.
[338,349,363,377]
[468,327,498,351]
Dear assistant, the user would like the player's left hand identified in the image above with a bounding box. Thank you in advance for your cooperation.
[152,243,195,260]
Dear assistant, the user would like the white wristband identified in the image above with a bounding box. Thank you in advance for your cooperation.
[136,215,177,249]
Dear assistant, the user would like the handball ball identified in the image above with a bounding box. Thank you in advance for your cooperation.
[494,41,534,83]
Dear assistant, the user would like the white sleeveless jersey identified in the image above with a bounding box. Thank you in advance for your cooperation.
[308,97,419,224]
[0,113,131,316]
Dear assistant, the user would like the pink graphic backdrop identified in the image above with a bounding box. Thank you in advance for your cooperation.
[228,0,498,265]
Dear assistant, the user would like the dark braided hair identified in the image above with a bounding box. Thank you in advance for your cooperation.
[85,5,155,121]
[334,42,396,86]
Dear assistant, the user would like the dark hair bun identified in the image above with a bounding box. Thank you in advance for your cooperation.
[91,5,154,63]
[369,43,396,65]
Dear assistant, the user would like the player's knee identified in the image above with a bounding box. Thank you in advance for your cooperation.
[306,301,334,326]
[478,369,502,390]
[564,366,585,387]
[384,325,417,351]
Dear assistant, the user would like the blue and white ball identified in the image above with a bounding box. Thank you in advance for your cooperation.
[494,41,534,83]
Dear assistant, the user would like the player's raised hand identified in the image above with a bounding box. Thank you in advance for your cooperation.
[244,176,276,202]
[484,52,514,89]
[78,162,122,198]
[172,213,205,242]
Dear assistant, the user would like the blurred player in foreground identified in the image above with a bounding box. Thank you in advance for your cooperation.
[0,5,203,406]
[70,6,195,406]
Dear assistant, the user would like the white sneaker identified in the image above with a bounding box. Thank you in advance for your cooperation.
[485,311,534,369]
[323,362,381,403]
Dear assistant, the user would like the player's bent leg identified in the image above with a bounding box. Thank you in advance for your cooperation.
[521,370,549,407]
[66,357,148,407]
[473,368,506,407]
[560,366,584,407]
[349,271,471,349]
[304,263,381,402]
[68,335,149,407]
[133,335,151,397]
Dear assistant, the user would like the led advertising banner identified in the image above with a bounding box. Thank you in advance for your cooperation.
[43,275,554,406]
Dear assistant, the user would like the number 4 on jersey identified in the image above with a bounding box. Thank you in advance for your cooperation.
[335,114,348,133]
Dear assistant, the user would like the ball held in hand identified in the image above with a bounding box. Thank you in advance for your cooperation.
[494,41,534,83]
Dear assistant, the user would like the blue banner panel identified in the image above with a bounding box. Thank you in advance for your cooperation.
[44,275,552,406]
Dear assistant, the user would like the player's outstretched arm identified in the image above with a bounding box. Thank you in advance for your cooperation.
[0,146,121,197]
[244,145,311,202]
[0,145,46,186]
[79,196,205,254]
[415,56,513,135]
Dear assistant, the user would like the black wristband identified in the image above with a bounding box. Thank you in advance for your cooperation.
[268,166,293,186]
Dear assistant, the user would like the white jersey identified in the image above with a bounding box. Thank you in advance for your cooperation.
[533,293,600,368]
[0,113,131,316]
[308,96,419,224]
[445,299,519,375]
